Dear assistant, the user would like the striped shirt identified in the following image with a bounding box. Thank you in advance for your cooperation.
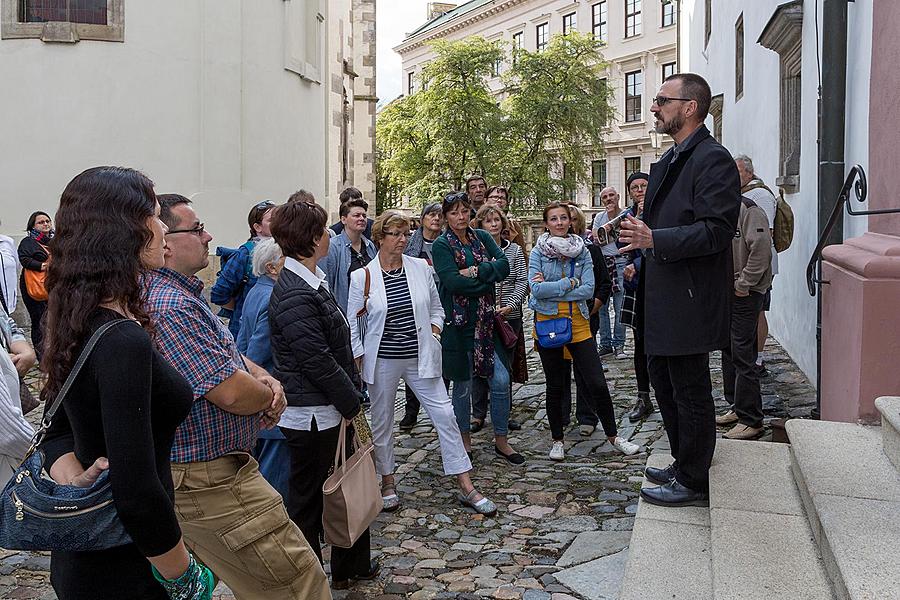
[496,239,529,320]
[145,268,259,463]
[377,268,418,359]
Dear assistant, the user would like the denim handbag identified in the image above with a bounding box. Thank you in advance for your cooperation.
[0,319,134,552]
[534,260,576,349]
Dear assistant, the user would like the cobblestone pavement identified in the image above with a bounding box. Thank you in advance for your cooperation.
[2,327,815,599]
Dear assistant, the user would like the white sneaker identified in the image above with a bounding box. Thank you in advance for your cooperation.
[612,437,640,456]
[549,441,565,461]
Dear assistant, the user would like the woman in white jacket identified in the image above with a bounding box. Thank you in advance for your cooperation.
[0,305,35,480]
[348,211,496,516]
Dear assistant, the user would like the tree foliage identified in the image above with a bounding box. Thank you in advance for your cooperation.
[376,32,613,214]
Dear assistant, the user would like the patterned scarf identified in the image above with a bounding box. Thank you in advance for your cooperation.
[28,229,53,245]
[536,232,585,259]
[445,227,495,377]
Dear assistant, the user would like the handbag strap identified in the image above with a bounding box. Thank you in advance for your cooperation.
[568,257,575,317]
[355,267,371,318]
[332,418,364,471]
[30,318,133,452]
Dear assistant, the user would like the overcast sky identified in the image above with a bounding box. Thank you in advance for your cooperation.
[377,0,434,105]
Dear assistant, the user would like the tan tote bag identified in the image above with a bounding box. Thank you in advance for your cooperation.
[322,418,382,548]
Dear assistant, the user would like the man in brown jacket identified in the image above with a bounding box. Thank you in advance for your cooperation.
[716,196,773,439]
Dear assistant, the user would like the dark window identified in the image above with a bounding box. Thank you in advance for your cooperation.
[536,22,549,51]
[662,0,676,28]
[625,157,642,181]
[20,0,107,25]
[563,12,576,34]
[662,61,676,81]
[407,72,414,95]
[563,163,576,203]
[625,70,642,122]
[592,2,608,42]
[592,160,607,207]
[512,31,523,64]
[705,0,712,47]
[735,14,744,100]
[492,57,501,77]
[625,0,642,38]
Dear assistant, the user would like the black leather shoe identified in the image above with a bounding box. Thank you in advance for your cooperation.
[332,559,380,589]
[640,480,709,507]
[507,419,522,431]
[627,392,654,422]
[398,412,418,430]
[470,418,484,433]
[645,464,676,485]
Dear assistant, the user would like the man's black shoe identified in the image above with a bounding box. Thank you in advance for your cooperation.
[640,480,709,507]
[627,392,654,422]
[645,464,676,485]
[398,412,417,430]
[508,419,522,431]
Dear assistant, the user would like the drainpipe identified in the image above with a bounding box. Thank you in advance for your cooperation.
[814,0,850,418]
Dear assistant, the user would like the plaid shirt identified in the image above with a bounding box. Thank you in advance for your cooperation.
[145,268,259,463]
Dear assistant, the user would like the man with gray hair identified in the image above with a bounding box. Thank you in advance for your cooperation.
[591,186,627,358]
[732,154,778,380]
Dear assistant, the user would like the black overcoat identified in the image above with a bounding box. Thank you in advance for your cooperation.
[638,125,741,356]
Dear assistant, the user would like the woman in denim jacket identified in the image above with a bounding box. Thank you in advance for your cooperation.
[529,201,640,462]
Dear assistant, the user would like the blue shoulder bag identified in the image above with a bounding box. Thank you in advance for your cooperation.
[0,319,134,552]
[534,259,576,349]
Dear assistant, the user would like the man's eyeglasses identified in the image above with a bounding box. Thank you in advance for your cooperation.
[629,183,648,191]
[652,95,693,106]
[383,231,410,239]
[166,223,205,236]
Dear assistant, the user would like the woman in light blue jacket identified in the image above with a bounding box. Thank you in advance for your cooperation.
[529,201,640,462]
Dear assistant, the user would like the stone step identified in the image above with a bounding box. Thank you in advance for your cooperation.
[708,440,834,600]
[619,453,713,600]
[875,396,900,472]
[787,419,900,600]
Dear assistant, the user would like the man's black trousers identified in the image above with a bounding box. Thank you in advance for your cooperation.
[722,292,766,428]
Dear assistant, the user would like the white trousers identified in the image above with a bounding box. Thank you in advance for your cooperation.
[368,357,472,477]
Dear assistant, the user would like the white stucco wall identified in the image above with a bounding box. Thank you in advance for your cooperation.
[681,0,873,382]
[0,0,328,250]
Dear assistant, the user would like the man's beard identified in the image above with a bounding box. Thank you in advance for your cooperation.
[655,112,685,136]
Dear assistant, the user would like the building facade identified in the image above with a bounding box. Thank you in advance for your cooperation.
[0,0,376,249]
[394,0,677,210]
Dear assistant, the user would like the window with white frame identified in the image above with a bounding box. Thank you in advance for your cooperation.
[625,0,642,38]
[408,72,415,95]
[624,157,642,181]
[563,163,576,203]
[662,0,676,28]
[625,70,643,122]
[591,160,607,207]
[512,30,523,63]
[2,0,123,42]
[536,22,548,51]
[592,2,607,42]
[662,61,676,81]
[562,12,576,34]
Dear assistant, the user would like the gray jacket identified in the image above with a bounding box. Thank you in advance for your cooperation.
[321,232,377,314]
[733,198,773,295]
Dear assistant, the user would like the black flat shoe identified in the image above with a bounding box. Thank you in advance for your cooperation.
[494,445,525,465]
[398,412,418,430]
[645,464,676,486]
[507,419,522,431]
[332,559,380,589]
[470,419,484,433]
[640,480,708,507]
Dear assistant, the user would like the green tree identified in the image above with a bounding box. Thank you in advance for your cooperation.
[376,32,613,214]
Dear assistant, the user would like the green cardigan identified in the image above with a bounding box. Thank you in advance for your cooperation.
[432,228,511,381]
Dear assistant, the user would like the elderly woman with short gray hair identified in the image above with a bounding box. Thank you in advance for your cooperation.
[348,210,496,517]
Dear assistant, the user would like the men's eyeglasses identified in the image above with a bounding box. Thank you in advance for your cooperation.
[166,223,205,236]
[254,200,275,210]
[652,96,693,106]
[487,195,506,201]
[383,231,410,239]
[630,183,648,191]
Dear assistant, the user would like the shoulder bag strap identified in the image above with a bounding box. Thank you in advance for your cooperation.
[32,318,133,447]
[568,258,576,317]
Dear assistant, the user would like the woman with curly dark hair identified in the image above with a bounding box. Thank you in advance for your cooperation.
[38,167,212,600]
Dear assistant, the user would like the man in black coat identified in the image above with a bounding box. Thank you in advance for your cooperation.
[619,73,740,507]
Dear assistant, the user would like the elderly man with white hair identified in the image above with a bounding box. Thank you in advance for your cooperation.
[591,186,627,359]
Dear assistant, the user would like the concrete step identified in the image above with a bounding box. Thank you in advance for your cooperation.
[787,419,900,600]
[619,453,713,600]
[875,396,900,472]
[708,440,834,600]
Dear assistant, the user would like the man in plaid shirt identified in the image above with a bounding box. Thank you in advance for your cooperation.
[149,194,330,599]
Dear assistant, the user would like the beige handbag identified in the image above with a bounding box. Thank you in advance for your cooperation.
[322,418,382,548]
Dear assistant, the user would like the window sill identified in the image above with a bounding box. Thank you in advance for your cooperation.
[1,0,124,42]
[776,175,800,194]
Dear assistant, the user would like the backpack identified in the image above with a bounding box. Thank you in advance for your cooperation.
[213,240,256,307]
[742,181,794,252]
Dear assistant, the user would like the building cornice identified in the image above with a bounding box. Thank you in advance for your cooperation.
[394,0,530,54]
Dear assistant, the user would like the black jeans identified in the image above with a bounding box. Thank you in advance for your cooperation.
[722,292,766,428]
[282,420,371,582]
[634,329,650,394]
[647,353,715,492]
[20,281,47,360]
[538,337,617,441]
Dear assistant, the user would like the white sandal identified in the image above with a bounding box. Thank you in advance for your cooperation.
[381,483,401,512]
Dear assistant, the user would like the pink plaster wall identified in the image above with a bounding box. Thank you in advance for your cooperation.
[869,0,900,234]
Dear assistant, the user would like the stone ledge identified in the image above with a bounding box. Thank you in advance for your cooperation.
[821,232,900,279]
[876,396,900,472]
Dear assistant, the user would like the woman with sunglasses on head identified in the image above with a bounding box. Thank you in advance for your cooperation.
[18,211,53,358]
[530,201,641,462]
[210,200,276,338]
[432,192,524,466]
[349,210,495,516]
[38,167,211,600]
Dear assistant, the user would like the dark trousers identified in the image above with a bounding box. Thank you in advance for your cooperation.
[634,330,650,394]
[562,315,602,427]
[20,283,46,359]
[722,292,766,428]
[647,353,715,492]
[282,420,371,582]
[538,337,618,440]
